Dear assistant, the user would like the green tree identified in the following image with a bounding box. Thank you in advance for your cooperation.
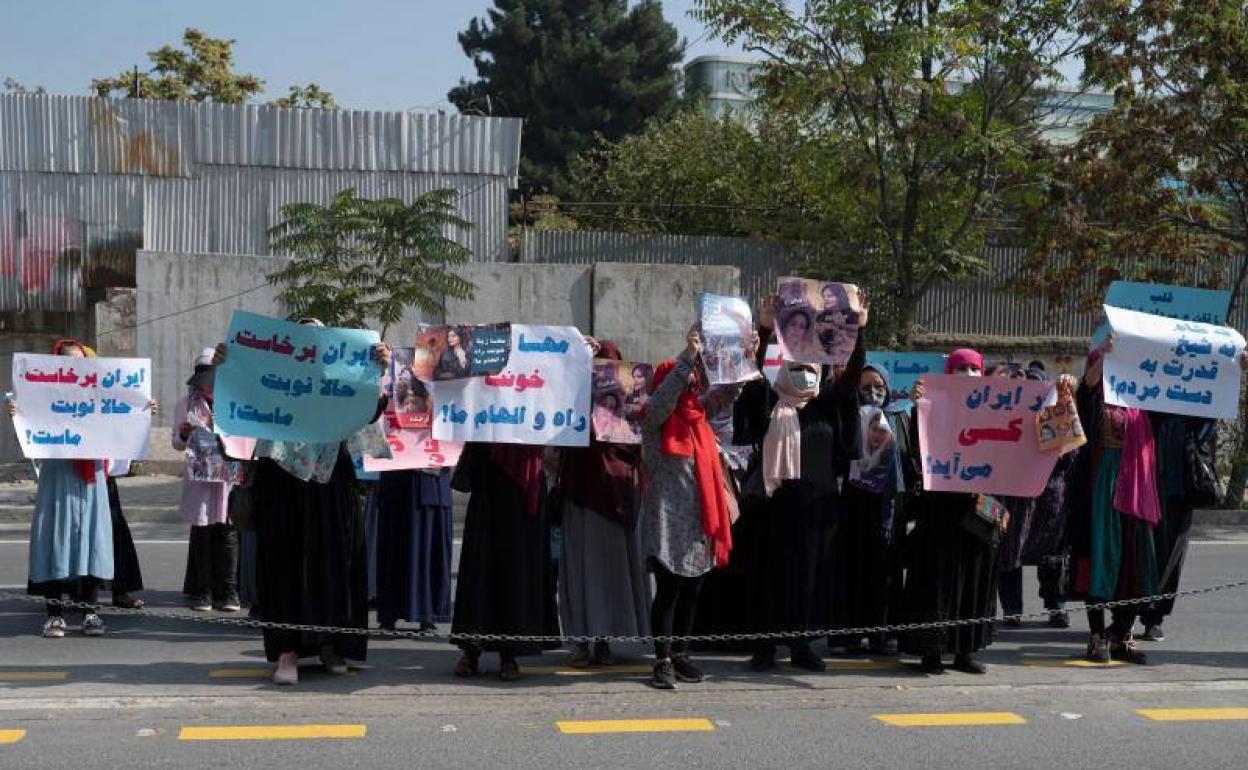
[449,0,684,195]
[1020,1,1248,505]
[694,0,1088,336]
[267,189,476,334]
[269,83,339,109]
[91,28,264,103]
[4,77,46,94]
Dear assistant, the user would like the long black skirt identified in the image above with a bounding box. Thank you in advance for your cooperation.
[899,492,999,657]
[254,452,368,662]
[836,486,898,636]
[106,477,144,594]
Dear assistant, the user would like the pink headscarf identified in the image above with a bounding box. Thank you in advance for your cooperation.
[944,348,984,374]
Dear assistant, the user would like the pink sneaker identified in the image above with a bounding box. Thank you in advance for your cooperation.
[273,652,299,686]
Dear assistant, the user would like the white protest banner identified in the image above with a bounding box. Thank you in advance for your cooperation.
[429,325,592,446]
[12,354,153,460]
[1102,305,1246,419]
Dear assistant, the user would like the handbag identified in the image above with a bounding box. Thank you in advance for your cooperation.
[961,494,1011,547]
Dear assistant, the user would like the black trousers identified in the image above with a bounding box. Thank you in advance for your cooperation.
[650,562,705,660]
[42,579,100,618]
[185,524,239,601]
[1088,607,1137,639]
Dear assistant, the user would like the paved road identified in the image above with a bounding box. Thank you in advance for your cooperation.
[2,482,1247,768]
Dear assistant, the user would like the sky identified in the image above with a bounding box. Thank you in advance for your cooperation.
[0,0,744,112]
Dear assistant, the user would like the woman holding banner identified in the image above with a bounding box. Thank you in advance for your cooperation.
[10,339,154,638]
[732,315,868,672]
[1070,336,1158,664]
[901,349,1000,674]
[216,326,391,686]
[556,339,651,668]
[450,442,558,682]
[640,326,757,690]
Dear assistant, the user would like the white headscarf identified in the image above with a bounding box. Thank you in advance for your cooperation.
[762,363,819,495]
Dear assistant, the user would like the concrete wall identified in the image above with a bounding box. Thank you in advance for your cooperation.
[593,263,740,364]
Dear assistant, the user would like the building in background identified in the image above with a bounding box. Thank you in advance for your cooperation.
[682,55,1114,145]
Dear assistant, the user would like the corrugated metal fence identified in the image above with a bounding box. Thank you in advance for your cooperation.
[0,95,522,313]
[521,228,1248,337]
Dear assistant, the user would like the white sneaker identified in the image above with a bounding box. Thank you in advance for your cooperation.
[273,652,299,686]
[41,617,66,638]
[82,613,105,637]
[320,646,349,675]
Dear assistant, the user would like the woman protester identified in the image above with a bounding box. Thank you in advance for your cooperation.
[373,464,454,633]
[450,441,558,682]
[10,339,156,638]
[733,295,869,672]
[556,339,651,668]
[837,360,912,655]
[901,349,1000,674]
[216,322,391,686]
[997,364,1078,628]
[173,348,240,613]
[105,459,146,609]
[1069,335,1159,664]
[641,325,758,689]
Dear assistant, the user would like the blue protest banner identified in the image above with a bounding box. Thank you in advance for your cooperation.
[1092,281,1232,348]
[214,311,381,442]
[866,351,946,408]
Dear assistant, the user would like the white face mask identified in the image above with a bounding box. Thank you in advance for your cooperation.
[790,367,819,390]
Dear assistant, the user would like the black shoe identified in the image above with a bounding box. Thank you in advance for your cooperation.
[671,655,704,683]
[1002,615,1023,628]
[650,660,677,690]
[919,654,945,673]
[1141,624,1165,642]
[1048,611,1071,629]
[951,654,988,674]
[1085,633,1110,664]
[790,644,826,672]
[869,638,900,657]
[749,650,776,672]
[1111,635,1149,665]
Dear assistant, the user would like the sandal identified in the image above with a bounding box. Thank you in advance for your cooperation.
[499,658,522,682]
[453,654,480,678]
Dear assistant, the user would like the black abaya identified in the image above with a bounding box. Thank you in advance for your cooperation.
[253,449,369,662]
[450,444,558,656]
[106,476,144,594]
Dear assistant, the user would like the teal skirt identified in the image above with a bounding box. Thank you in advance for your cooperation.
[1089,448,1158,602]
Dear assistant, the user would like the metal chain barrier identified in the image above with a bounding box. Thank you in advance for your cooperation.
[3,579,1247,644]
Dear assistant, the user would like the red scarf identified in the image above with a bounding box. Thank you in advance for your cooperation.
[52,339,104,485]
[650,360,733,567]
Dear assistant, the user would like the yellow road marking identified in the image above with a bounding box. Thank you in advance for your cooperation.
[1022,656,1125,668]
[556,718,716,735]
[875,712,1027,727]
[0,729,26,745]
[0,671,69,681]
[178,725,367,741]
[1136,708,1248,722]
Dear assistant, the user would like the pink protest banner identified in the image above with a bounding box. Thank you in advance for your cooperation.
[917,374,1058,497]
[363,422,463,473]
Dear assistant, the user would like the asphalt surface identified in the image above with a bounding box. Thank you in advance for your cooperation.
[2,481,1248,768]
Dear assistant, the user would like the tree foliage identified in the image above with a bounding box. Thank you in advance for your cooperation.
[4,77,46,94]
[449,0,684,195]
[269,83,339,109]
[267,189,475,334]
[90,28,337,108]
[694,0,1090,335]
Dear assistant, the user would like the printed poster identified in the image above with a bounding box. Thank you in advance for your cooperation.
[386,347,431,429]
[11,354,153,460]
[214,311,382,443]
[775,277,863,366]
[591,359,654,444]
[698,293,760,386]
[185,429,245,483]
[917,374,1059,496]
[1102,305,1245,419]
[429,325,593,447]
[413,324,511,381]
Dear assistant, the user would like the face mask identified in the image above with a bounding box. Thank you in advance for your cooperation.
[790,368,819,390]
[859,386,886,407]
